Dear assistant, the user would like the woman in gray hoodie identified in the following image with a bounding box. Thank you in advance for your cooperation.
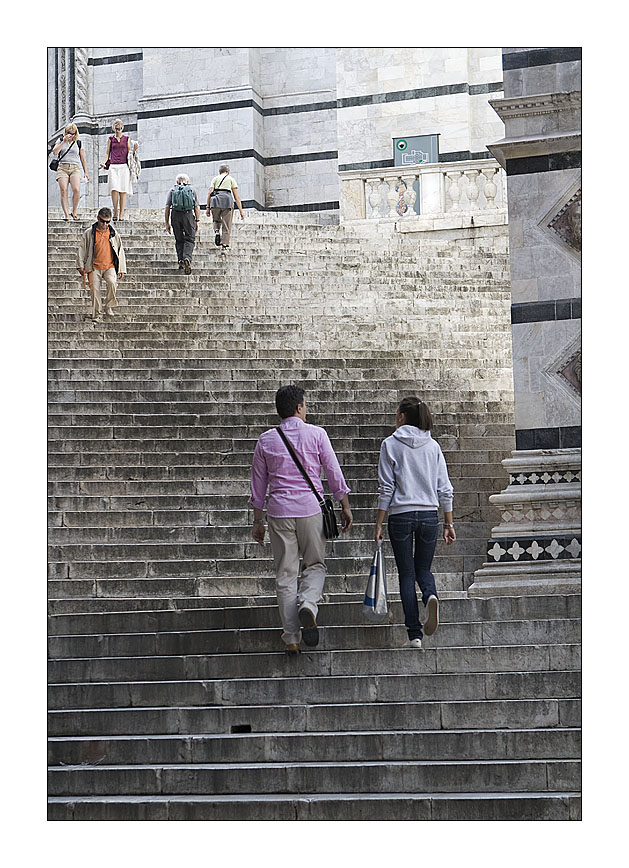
[375,397,456,648]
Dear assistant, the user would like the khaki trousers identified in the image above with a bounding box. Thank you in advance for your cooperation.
[211,206,233,246]
[267,513,326,645]
[89,267,118,317]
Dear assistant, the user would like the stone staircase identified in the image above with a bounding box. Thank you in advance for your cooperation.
[47,212,581,820]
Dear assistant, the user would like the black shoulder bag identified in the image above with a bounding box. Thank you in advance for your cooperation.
[276,427,340,539]
[49,140,75,172]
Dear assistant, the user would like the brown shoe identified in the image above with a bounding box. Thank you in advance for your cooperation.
[285,643,301,655]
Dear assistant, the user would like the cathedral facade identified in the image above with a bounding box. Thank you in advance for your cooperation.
[47,47,506,214]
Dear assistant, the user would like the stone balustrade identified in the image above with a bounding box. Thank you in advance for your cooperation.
[339,158,506,226]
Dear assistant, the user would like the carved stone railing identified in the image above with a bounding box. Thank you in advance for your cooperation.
[339,158,507,224]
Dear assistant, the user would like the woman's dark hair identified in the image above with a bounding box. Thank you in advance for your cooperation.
[398,396,432,431]
[276,385,306,419]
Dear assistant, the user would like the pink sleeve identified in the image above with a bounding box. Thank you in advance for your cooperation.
[318,430,351,502]
[248,439,269,510]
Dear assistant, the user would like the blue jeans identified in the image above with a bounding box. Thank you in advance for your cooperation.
[388,510,439,640]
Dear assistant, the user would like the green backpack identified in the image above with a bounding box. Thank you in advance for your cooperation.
[171,184,196,211]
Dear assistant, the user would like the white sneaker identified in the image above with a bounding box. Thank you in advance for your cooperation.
[404,638,422,649]
[424,595,439,636]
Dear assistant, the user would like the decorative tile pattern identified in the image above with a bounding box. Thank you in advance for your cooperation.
[501,503,580,524]
[509,469,581,486]
[487,536,581,563]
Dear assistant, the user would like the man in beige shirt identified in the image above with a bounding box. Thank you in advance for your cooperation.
[206,164,245,249]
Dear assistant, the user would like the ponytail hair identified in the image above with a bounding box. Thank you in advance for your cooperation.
[398,396,432,431]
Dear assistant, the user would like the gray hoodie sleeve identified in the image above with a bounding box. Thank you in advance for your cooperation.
[377,440,396,511]
[436,447,454,513]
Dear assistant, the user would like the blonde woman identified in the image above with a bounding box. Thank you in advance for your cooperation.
[99,119,133,220]
[51,123,90,221]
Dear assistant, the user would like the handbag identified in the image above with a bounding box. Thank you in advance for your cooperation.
[209,174,233,210]
[129,147,141,182]
[363,540,388,622]
[276,427,340,540]
[49,141,73,172]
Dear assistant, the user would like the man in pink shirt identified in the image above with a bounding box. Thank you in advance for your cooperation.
[250,386,353,654]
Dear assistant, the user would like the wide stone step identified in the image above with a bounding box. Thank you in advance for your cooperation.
[47,555,484,584]
[47,438,515,461]
[47,447,506,467]
[47,594,581,635]
[47,322,510,337]
[46,572,469,600]
[47,423,515,444]
[48,402,512,420]
[48,348,511,361]
[46,592,581,620]
[47,693,581,737]
[47,667,580,712]
[48,643,581,686]
[47,307,510,325]
[48,618,581,659]
[46,542,486,571]
[46,390,511,408]
[47,520,493,545]
[46,462,504,485]
[46,355,511,371]
[50,505,428,530]
[47,757,580,797]
[47,726,581,766]
[46,791,581,821]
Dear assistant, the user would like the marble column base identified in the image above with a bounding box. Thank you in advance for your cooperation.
[468,448,581,597]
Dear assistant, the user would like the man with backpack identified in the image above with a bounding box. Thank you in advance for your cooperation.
[165,173,201,273]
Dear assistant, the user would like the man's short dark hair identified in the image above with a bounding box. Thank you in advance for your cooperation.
[98,207,112,219]
[275,385,305,419]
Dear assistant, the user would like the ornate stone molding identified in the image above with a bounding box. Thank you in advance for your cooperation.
[489,91,581,122]
[469,448,581,596]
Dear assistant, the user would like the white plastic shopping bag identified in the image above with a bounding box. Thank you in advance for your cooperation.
[363,539,388,622]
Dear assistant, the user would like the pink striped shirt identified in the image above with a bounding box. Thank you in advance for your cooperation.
[249,416,351,518]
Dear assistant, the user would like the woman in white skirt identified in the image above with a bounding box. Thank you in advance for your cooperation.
[99,119,133,220]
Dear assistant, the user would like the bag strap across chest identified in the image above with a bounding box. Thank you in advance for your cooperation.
[276,428,325,506]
